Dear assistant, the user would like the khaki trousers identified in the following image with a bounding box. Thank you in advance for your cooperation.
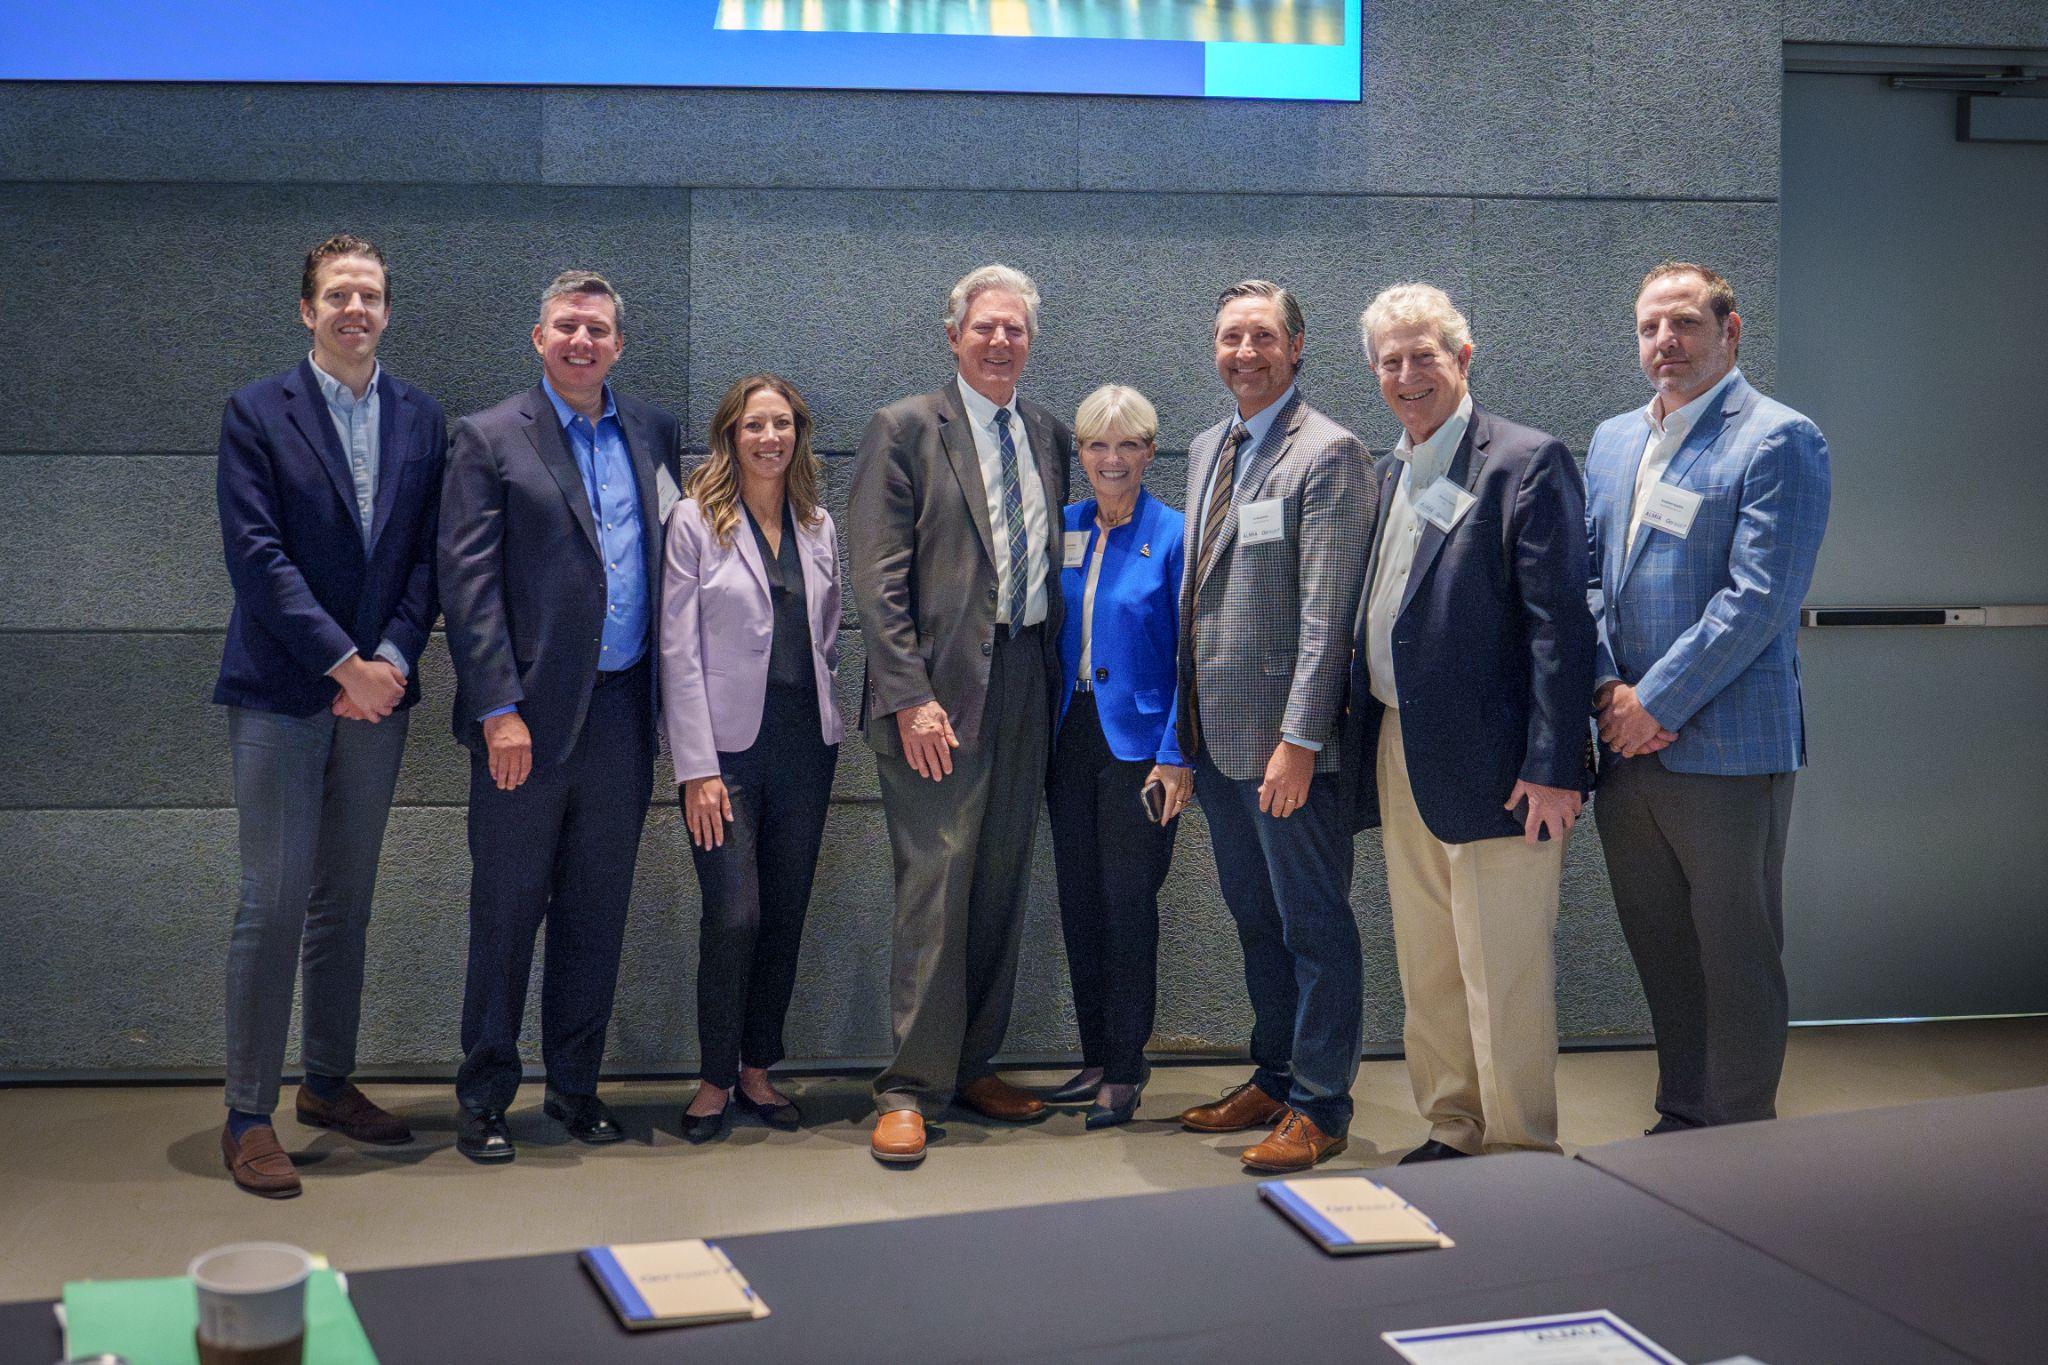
[1378,710,1565,1154]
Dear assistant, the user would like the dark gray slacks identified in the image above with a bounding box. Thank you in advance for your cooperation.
[873,628,1050,1116]
[457,661,655,1115]
[1595,753,1797,1128]
[224,705,410,1115]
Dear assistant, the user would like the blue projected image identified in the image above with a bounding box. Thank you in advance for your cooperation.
[1,1,1362,102]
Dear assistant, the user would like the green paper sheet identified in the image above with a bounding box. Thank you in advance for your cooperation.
[62,1266,377,1364]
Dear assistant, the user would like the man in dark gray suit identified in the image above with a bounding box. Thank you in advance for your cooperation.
[849,264,1072,1165]
[439,270,682,1163]
[1175,280,1374,1173]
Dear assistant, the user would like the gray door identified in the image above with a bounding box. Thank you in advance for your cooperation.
[1779,67,2048,1020]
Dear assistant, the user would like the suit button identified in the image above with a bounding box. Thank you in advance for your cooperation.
[987,587,997,602]
[1095,667,1108,682]
[981,641,993,656]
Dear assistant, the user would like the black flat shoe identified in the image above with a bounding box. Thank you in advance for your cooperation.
[1397,1138,1473,1165]
[1040,1070,1105,1105]
[735,1092,802,1130]
[456,1108,515,1164]
[679,1104,730,1143]
[544,1090,625,1144]
[1084,1090,1142,1130]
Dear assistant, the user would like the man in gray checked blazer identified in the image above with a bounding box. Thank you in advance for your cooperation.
[1174,280,1375,1173]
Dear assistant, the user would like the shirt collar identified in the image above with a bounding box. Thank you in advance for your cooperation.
[1646,366,1739,440]
[1392,390,1475,482]
[1235,383,1297,450]
[541,375,618,430]
[308,353,380,409]
[955,374,1020,433]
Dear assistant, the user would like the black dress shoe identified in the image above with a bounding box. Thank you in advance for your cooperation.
[1644,1115,1700,1136]
[1398,1138,1473,1165]
[1040,1070,1105,1105]
[1083,1089,1142,1130]
[456,1109,515,1164]
[735,1092,802,1130]
[678,1104,729,1143]
[544,1091,625,1144]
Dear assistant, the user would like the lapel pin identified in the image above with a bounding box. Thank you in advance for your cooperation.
[1140,542,1152,557]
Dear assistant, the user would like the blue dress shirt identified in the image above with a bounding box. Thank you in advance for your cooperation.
[309,354,408,679]
[543,377,650,673]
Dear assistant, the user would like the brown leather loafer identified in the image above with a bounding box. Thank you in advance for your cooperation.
[1240,1109,1348,1173]
[871,1110,927,1164]
[222,1123,303,1198]
[295,1082,413,1145]
[955,1075,1048,1122]
[1180,1080,1288,1132]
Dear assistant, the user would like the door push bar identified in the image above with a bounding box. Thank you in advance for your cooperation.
[1801,606,2048,628]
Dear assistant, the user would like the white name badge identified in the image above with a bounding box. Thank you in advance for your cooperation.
[1063,530,1089,568]
[1641,483,1702,539]
[655,464,683,523]
[1238,496,1287,546]
[1411,477,1477,534]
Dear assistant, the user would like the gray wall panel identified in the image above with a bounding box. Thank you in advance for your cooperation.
[1784,0,2048,46]
[0,803,1634,1072]
[1467,198,1780,448]
[689,188,1471,452]
[0,184,691,453]
[543,89,1080,191]
[0,84,542,185]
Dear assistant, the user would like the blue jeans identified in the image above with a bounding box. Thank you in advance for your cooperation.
[1193,747,1362,1136]
[224,705,409,1114]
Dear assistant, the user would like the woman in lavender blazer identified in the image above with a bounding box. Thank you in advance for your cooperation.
[659,373,843,1137]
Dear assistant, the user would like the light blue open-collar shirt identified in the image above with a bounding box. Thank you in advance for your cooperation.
[309,353,408,679]
[542,376,650,673]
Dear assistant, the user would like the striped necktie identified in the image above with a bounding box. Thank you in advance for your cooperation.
[995,407,1029,636]
[1198,422,1250,579]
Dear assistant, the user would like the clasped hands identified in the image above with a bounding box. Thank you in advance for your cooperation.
[1595,681,1679,759]
[330,653,405,723]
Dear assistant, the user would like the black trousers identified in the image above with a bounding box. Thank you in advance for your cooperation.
[687,682,838,1089]
[1045,692,1178,1085]
[458,660,654,1114]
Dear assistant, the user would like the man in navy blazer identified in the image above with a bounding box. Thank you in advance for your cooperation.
[1342,284,1594,1164]
[212,234,444,1197]
[1587,262,1830,1132]
[439,270,682,1162]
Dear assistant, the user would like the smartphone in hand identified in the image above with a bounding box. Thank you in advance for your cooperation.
[1139,778,1168,824]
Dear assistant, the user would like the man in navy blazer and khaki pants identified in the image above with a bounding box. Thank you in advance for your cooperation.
[439,270,682,1162]
[213,234,444,1197]
[1343,284,1595,1163]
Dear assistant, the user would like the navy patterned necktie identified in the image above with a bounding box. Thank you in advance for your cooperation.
[995,407,1029,636]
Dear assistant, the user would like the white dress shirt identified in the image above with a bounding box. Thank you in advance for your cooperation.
[1366,391,1474,708]
[1627,368,1739,558]
[956,375,1050,628]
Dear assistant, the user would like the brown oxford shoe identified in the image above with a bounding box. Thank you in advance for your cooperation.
[1240,1109,1348,1173]
[1179,1079,1288,1133]
[871,1109,927,1164]
[221,1123,303,1199]
[955,1075,1047,1122]
[295,1082,413,1145]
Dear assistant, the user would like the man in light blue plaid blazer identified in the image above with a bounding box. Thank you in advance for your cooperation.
[1586,262,1830,1133]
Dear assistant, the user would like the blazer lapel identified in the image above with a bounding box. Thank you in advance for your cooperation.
[1617,376,1745,594]
[523,386,602,558]
[618,398,665,593]
[283,360,363,537]
[937,385,998,570]
[1355,454,1404,641]
[794,513,832,643]
[1193,390,1304,597]
[1397,410,1491,620]
[366,372,407,552]
[731,503,771,598]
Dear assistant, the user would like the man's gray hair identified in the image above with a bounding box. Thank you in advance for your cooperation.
[1214,279,1305,343]
[539,269,626,332]
[947,264,1041,338]
[1360,282,1471,365]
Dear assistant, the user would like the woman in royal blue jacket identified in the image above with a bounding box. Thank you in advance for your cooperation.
[1043,385,1192,1128]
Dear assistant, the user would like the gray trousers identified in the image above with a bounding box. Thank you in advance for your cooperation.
[872,629,1049,1116]
[224,704,409,1114]
[1595,753,1796,1128]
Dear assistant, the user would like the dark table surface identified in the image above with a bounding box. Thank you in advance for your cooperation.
[4,1149,1975,1363]
[1580,1083,2048,1365]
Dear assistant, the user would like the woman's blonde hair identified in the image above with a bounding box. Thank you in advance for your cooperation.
[1074,384,1159,446]
[685,373,824,547]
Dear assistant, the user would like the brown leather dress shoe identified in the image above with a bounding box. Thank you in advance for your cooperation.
[1240,1109,1348,1173]
[871,1110,927,1164]
[1179,1080,1288,1133]
[221,1124,303,1198]
[955,1075,1047,1122]
[295,1082,413,1145]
